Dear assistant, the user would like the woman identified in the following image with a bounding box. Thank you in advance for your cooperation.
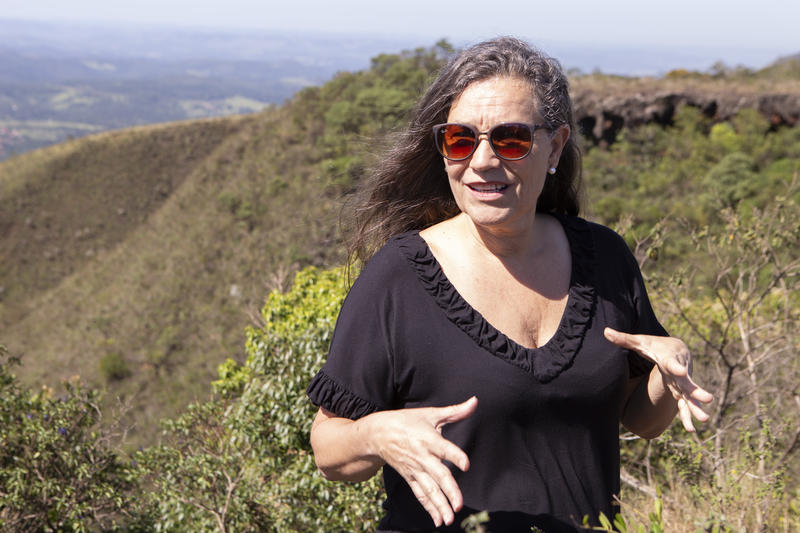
[306,37,712,532]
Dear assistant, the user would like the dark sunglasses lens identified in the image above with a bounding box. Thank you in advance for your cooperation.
[439,124,476,160]
[491,124,532,159]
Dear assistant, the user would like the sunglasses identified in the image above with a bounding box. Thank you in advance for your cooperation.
[432,122,549,161]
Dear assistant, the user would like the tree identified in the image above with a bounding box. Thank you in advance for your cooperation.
[641,177,800,530]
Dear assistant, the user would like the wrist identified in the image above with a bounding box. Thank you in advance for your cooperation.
[356,412,386,462]
[649,365,676,406]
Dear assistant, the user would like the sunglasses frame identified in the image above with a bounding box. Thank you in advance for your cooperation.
[432,122,550,161]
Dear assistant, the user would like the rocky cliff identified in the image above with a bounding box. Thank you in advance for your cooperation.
[571,79,800,144]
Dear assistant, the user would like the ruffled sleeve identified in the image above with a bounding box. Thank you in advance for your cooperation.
[625,248,666,378]
[592,221,665,378]
[305,244,399,419]
[306,371,378,420]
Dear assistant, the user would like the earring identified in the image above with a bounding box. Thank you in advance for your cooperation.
[548,167,557,175]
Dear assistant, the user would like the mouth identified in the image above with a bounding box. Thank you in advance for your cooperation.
[467,183,508,193]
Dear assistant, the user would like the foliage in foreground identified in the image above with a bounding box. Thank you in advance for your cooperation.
[0,345,136,531]
[611,183,800,532]
[1,267,383,532]
[133,266,383,532]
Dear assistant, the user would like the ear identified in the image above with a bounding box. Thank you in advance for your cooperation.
[547,124,570,169]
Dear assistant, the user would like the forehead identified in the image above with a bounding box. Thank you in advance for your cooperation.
[448,76,538,123]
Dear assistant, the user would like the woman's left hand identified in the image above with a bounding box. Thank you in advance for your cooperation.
[604,327,714,432]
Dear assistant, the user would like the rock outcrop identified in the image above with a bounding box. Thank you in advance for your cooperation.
[571,84,800,144]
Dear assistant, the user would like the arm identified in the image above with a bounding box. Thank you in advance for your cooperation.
[608,328,714,439]
[310,407,384,481]
[309,397,478,527]
[621,369,679,439]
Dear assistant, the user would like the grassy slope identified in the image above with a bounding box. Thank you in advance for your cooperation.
[1,118,245,319]
[0,107,345,445]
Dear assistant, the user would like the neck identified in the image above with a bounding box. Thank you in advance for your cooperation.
[458,212,544,260]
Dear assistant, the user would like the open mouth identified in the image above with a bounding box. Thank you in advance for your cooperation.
[467,183,508,193]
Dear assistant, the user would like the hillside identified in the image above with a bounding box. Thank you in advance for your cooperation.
[0,108,348,443]
[2,43,799,446]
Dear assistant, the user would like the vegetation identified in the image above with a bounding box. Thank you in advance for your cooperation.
[0,345,136,531]
[1,42,799,530]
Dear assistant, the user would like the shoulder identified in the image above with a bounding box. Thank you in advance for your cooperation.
[348,232,421,295]
[582,217,631,253]
[362,231,419,275]
[556,215,646,300]
[559,215,636,265]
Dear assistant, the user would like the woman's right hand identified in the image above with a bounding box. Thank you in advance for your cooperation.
[367,396,478,527]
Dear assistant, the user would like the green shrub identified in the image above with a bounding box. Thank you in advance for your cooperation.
[701,152,761,209]
[99,351,131,382]
[0,345,138,532]
[141,266,384,531]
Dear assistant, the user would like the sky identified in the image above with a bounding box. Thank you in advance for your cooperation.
[2,0,799,71]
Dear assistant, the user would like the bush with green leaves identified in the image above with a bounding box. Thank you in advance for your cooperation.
[0,345,137,532]
[135,266,383,531]
[584,104,800,241]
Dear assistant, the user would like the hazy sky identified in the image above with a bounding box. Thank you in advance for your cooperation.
[3,0,798,68]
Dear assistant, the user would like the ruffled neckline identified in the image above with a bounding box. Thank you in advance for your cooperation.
[394,214,596,383]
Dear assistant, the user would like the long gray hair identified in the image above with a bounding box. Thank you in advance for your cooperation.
[347,36,583,264]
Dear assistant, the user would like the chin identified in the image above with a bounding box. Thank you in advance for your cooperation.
[461,207,530,231]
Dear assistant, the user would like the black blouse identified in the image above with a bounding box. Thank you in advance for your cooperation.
[307,215,665,532]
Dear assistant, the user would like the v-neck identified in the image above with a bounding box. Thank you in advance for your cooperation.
[394,214,597,383]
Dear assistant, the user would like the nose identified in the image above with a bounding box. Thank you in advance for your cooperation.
[469,134,500,171]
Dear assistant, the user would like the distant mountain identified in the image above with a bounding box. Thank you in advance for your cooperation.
[0,18,418,66]
[759,53,800,79]
[2,18,798,160]
[0,18,420,159]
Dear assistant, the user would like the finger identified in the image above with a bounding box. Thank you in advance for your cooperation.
[432,396,478,429]
[671,386,711,430]
[401,447,465,525]
[668,379,712,420]
[604,327,644,351]
[686,382,714,404]
[435,438,471,472]
[673,375,714,404]
[664,356,689,377]
[686,398,711,422]
[407,477,444,527]
[677,398,696,432]
[408,470,462,527]
[675,389,711,423]
[422,455,465,515]
[420,475,456,527]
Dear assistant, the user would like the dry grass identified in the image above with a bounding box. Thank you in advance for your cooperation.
[618,466,799,532]
[0,107,347,445]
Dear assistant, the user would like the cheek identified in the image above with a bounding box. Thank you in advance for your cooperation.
[444,161,466,184]
[514,162,547,195]
[444,164,468,209]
